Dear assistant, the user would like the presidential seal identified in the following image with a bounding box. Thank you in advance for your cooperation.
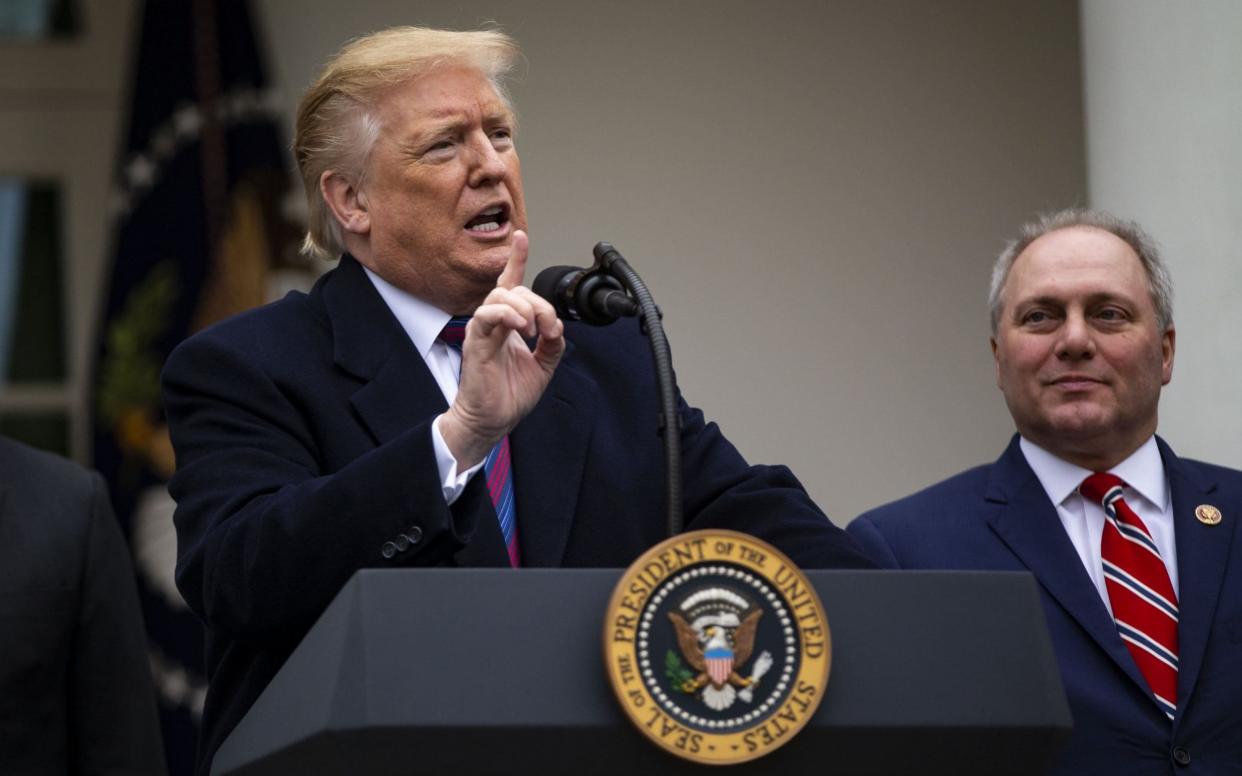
[603,530,831,765]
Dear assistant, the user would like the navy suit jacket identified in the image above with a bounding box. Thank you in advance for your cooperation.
[163,254,871,773]
[848,435,1242,775]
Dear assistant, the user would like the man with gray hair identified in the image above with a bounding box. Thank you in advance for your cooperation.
[163,26,870,773]
[848,209,1242,773]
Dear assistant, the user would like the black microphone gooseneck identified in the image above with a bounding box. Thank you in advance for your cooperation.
[531,245,684,537]
[591,243,683,537]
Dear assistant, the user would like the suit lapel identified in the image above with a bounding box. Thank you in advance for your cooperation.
[1161,438,1233,719]
[508,342,596,567]
[985,437,1152,695]
[324,257,509,566]
[349,355,448,448]
[320,256,594,567]
[322,255,450,446]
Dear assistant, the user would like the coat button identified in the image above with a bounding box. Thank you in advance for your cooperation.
[407,526,423,543]
[394,534,411,552]
[1172,747,1191,766]
[381,541,397,559]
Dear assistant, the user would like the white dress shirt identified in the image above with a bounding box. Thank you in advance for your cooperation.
[363,266,484,504]
[1019,435,1178,615]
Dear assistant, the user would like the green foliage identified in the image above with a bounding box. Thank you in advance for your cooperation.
[97,261,178,425]
[665,650,694,692]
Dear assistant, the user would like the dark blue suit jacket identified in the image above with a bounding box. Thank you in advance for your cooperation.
[163,254,870,773]
[848,435,1242,775]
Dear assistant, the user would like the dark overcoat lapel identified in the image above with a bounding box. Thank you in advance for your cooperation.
[509,354,596,567]
[322,255,449,445]
[318,254,597,567]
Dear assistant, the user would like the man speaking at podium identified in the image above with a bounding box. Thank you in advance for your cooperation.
[163,26,871,772]
[848,210,1242,773]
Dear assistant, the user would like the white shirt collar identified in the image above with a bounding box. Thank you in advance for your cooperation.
[1019,435,1168,511]
[361,265,451,357]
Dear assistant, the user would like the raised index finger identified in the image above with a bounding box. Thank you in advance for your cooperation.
[496,229,529,290]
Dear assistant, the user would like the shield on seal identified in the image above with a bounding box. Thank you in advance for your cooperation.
[705,644,733,686]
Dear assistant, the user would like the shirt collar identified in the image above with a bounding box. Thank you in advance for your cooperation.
[1019,435,1168,511]
[1110,436,1169,511]
[361,265,451,359]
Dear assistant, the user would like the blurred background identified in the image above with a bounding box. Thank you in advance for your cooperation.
[0,1,1237,772]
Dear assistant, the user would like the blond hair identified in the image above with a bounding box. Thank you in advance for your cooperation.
[294,27,520,258]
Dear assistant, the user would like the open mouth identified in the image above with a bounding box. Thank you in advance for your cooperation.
[465,203,510,234]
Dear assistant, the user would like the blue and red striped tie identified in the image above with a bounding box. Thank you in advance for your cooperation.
[440,317,520,567]
[1080,472,1177,720]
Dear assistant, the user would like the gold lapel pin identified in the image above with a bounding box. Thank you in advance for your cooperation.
[1195,504,1222,526]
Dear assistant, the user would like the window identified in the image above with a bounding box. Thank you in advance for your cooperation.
[0,177,69,454]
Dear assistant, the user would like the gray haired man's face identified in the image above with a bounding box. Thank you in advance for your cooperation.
[990,226,1174,467]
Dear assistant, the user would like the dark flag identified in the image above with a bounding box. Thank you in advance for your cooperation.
[91,1,303,772]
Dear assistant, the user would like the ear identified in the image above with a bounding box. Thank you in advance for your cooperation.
[1160,326,1175,385]
[990,336,1002,389]
[320,170,370,236]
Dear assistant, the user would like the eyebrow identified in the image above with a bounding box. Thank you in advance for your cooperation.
[1012,291,1138,312]
[401,108,516,147]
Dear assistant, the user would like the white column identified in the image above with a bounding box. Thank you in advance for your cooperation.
[1081,0,1242,467]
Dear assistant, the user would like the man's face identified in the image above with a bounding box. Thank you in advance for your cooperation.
[358,66,527,312]
[991,226,1175,468]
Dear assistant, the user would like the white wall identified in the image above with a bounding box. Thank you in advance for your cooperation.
[1081,0,1242,469]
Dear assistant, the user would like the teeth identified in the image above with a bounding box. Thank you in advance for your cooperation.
[466,204,505,232]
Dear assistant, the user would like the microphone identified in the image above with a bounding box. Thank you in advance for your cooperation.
[538,243,683,535]
[533,265,638,325]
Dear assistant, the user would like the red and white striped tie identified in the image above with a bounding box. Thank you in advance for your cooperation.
[1080,472,1177,720]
